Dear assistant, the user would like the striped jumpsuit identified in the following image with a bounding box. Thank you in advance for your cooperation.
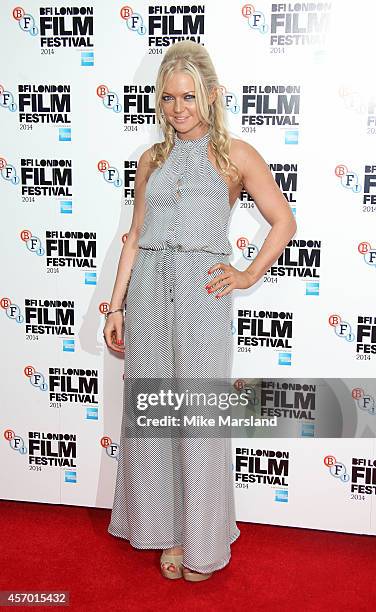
[107,130,241,573]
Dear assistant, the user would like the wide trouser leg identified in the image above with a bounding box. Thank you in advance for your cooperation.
[173,252,240,571]
[108,250,184,547]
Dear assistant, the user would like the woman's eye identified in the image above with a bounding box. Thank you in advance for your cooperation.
[161,95,195,101]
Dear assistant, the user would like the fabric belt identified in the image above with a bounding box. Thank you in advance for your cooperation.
[138,245,230,303]
[139,245,183,302]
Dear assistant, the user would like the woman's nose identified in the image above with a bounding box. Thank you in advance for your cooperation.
[174,98,183,112]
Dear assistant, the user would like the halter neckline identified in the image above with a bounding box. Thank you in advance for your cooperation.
[174,129,210,146]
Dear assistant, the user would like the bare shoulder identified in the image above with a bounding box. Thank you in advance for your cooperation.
[138,145,153,168]
[136,146,154,183]
[228,137,271,184]
[229,137,265,166]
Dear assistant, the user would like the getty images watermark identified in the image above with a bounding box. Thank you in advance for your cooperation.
[122,377,376,439]
[123,377,278,438]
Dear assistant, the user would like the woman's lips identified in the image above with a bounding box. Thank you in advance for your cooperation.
[174,116,189,122]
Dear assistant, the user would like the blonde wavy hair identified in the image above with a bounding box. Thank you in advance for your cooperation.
[150,41,241,185]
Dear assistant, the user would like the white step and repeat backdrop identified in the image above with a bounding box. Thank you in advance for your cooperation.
[1,1,376,535]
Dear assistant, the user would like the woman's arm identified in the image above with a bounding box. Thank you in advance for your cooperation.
[232,139,297,283]
[103,147,152,353]
[109,147,152,311]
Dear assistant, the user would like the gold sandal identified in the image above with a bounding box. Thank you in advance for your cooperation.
[182,566,213,582]
[160,551,184,580]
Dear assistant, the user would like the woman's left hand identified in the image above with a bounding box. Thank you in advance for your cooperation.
[205,263,255,298]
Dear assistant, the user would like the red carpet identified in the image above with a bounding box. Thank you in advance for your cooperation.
[1,499,375,611]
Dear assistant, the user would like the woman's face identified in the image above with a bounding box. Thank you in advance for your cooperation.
[160,70,207,139]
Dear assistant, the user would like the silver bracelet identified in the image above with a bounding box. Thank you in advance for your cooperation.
[105,308,123,320]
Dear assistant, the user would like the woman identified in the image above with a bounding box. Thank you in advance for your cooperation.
[104,41,297,581]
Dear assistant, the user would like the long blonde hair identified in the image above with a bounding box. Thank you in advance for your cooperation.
[150,41,241,184]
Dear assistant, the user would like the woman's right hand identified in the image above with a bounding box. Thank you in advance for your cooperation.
[103,311,125,354]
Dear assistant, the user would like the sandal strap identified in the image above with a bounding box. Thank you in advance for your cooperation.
[183,566,213,575]
[160,552,183,565]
